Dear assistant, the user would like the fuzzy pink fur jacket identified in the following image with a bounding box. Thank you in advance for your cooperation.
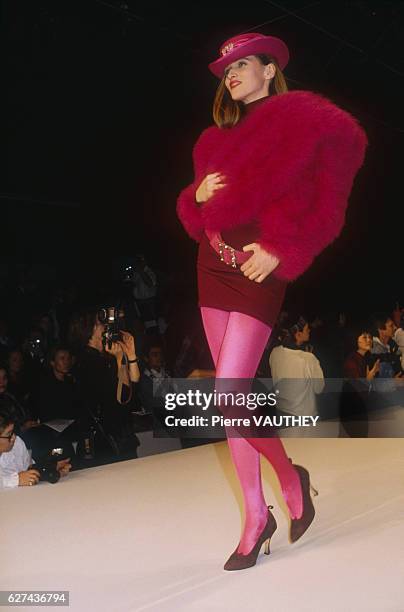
[177,90,367,281]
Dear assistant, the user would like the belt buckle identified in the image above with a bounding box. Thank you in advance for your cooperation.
[218,241,237,269]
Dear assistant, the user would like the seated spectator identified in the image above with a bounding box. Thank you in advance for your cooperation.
[269,315,325,435]
[6,348,33,410]
[0,364,38,434]
[138,341,172,418]
[29,346,81,461]
[0,404,71,489]
[393,310,404,371]
[68,306,140,461]
[0,362,74,463]
[340,328,380,437]
[370,312,402,379]
[343,330,380,381]
[32,346,78,423]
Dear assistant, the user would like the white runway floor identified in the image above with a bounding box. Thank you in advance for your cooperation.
[2,437,404,612]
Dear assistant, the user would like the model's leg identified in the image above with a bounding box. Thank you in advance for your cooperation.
[216,313,303,523]
[201,307,267,554]
[200,306,230,366]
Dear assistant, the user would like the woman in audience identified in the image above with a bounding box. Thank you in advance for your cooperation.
[340,328,379,437]
[269,316,325,435]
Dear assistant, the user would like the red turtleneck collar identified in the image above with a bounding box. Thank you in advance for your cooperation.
[243,95,270,116]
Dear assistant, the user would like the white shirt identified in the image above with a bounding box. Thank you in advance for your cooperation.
[0,436,31,489]
[269,346,325,416]
[394,328,404,369]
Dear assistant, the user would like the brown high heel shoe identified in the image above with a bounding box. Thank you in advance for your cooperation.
[224,506,277,571]
[289,463,318,543]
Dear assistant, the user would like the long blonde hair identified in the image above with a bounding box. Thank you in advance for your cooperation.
[212,54,288,128]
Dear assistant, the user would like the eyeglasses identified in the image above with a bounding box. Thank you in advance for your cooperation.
[0,431,16,441]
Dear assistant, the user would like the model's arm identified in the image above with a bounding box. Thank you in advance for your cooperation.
[176,127,218,241]
[257,123,367,281]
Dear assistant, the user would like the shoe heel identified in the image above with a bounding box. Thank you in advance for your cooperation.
[264,538,271,555]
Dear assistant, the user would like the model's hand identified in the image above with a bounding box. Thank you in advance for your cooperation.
[241,243,280,283]
[196,173,226,204]
[18,469,40,486]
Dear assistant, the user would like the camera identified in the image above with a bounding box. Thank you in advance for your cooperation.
[34,447,67,484]
[98,306,124,349]
[122,264,135,283]
[26,337,44,359]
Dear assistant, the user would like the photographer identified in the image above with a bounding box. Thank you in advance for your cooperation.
[0,403,71,489]
[68,306,140,461]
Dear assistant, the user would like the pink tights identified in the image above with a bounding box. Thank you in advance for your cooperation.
[200,306,303,555]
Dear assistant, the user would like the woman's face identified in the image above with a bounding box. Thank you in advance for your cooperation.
[224,55,274,104]
[357,333,372,353]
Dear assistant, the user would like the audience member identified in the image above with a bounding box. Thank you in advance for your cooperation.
[0,362,74,462]
[269,316,325,435]
[340,328,379,437]
[393,310,404,371]
[37,313,58,352]
[138,341,172,418]
[0,404,71,489]
[0,365,38,434]
[369,313,402,378]
[29,346,80,462]
[6,348,33,409]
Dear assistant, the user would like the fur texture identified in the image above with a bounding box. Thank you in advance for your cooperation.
[177,90,367,281]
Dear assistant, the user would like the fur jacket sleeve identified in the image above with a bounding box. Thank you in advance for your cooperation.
[176,90,368,281]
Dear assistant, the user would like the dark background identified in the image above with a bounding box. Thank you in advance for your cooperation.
[3,0,404,318]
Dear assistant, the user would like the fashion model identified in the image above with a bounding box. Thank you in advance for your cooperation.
[177,32,367,570]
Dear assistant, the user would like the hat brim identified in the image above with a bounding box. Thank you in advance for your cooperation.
[208,36,289,78]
